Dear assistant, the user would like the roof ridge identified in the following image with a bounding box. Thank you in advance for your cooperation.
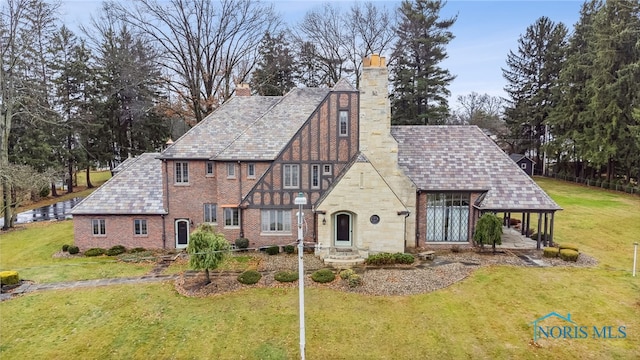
[211,92,292,159]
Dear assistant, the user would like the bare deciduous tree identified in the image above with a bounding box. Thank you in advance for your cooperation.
[293,1,396,89]
[108,0,280,123]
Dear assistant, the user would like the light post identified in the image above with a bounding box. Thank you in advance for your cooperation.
[294,192,307,360]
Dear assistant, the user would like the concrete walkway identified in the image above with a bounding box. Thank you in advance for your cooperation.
[0,274,178,302]
[497,227,539,249]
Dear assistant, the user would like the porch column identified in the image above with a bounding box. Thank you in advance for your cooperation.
[521,212,526,235]
[549,212,555,246]
[536,213,542,249]
[543,213,549,247]
[526,213,531,237]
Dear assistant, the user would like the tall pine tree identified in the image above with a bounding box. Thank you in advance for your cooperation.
[389,0,456,125]
[502,16,567,173]
[250,31,296,96]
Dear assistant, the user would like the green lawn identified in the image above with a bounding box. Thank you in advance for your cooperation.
[0,178,639,359]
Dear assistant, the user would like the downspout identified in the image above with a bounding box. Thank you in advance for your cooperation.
[163,159,169,249]
[415,190,421,248]
[238,161,244,238]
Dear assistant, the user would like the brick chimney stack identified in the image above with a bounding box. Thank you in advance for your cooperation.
[235,83,251,97]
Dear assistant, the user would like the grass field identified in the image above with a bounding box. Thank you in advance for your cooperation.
[0,178,639,359]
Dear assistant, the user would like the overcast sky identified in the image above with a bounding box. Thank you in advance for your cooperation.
[60,0,583,109]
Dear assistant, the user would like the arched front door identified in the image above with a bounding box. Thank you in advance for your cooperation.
[175,219,190,249]
[334,212,352,247]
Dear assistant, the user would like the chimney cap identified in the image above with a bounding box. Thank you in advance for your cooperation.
[363,54,385,68]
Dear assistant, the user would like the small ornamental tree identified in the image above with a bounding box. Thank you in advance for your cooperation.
[187,224,230,284]
[474,213,503,254]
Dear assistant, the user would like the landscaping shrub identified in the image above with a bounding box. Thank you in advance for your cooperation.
[235,238,249,250]
[392,252,415,264]
[559,243,579,252]
[339,269,355,280]
[274,270,298,283]
[237,270,262,285]
[365,253,394,265]
[347,274,363,288]
[266,245,279,255]
[106,245,126,256]
[283,245,295,254]
[0,270,19,286]
[543,247,559,258]
[366,252,414,265]
[559,249,579,262]
[62,244,70,252]
[130,247,146,253]
[311,269,335,283]
[67,246,80,255]
[84,248,105,257]
[529,233,550,241]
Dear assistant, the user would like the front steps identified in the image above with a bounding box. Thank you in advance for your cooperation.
[322,247,366,267]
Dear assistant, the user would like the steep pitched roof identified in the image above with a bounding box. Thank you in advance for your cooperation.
[160,88,330,161]
[217,88,330,160]
[160,96,281,159]
[391,126,561,211]
[71,153,166,215]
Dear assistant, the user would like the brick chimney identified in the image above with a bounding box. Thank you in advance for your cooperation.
[235,83,251,97]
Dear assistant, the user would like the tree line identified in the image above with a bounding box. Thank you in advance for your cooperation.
[502,0,639,185]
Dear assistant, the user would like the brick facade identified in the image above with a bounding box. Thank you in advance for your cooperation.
[74,214,164,250]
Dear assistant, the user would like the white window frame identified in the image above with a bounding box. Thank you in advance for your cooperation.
[339,110,349,136]
[204,203,217,223]
[134,219,148,236]
[224,207,240,227]
[92,219,106,236]
[311,164,320,189]
[323,164,332,175]
[283,164,300,189]
[206,161,215,176]
[247,163,256,179]
[261,209,292,233]
[227,163,236,178]
[175,161,189,184]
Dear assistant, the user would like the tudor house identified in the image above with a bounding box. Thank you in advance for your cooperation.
[71,55,561,255]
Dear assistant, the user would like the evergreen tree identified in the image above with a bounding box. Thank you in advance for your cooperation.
[389,0,457,125]
[502,17,567,172]
[250,31,296,96]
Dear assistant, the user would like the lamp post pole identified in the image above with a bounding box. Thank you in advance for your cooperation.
[633,242,638,277]
[294,192,307,360]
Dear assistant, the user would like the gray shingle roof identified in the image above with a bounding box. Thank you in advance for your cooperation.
[218,88,330,160]
[71,153,166,215]
[391,126,561,211]
[160,88,330,161]
[160,96,282,159]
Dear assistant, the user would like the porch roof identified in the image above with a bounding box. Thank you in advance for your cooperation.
[390,126,561,212]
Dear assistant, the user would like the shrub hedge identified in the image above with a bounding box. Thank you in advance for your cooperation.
[0,270,19,285]
[347,274,363,288]
[283,245,295,254]
[559,243,579,252]
[106,245,126,256]
[559,249,579,262]
[130,247,146,253]
[235,238,249,249]
[237,270,262,285]
[61,244,70,252]
[67,246,80,255]
[366,252,414,266]
[339,269,355,280]
[84,248,105,257]
[266,245,279,255]
[274,270,298,282]
[311,269,335,283]
[543,247,559,258]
